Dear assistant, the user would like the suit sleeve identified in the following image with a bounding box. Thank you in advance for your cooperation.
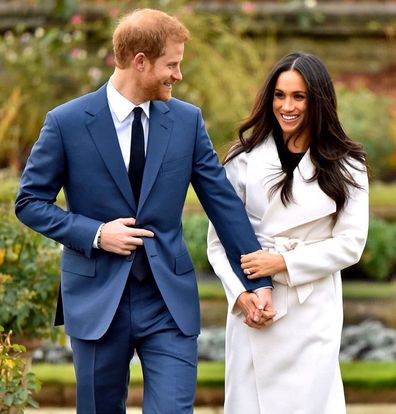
[281,166,369,287]
[15,111,102,257]
[190,109,272,292]
[207,154,254,311]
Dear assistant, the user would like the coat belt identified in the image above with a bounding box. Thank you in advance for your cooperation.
[256,234,322,321]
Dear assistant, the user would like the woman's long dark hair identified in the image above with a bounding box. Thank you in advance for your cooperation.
[225,52,368,213]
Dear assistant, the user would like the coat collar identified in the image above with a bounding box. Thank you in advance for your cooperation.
[247,135,336,236]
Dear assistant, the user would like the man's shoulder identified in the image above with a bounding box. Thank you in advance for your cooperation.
[165,97,201,115]
[50,84,106,118]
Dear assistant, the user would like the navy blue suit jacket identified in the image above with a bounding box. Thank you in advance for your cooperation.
[15,84,271,340]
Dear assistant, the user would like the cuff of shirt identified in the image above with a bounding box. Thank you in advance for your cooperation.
[254,286,273,292]
[92,223,105,249]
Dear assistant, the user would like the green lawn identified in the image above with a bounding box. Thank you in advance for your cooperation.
[31,361,224,387]
[32,361,396,389]
[198,280,396,301]
[370,182,396,207]
[342,281,396,300]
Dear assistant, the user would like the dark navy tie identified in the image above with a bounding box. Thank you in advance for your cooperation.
[129,107,150,281]
[129,107,145,203]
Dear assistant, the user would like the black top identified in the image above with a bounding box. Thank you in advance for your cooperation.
[273,133,306,176]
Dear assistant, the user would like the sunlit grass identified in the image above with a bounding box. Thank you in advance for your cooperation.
[342,281,396,300]
[198,280,396,301]
[32,361,396,388]
[370,182,396,206]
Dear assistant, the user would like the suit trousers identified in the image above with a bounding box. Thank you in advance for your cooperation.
[70,274,198,414]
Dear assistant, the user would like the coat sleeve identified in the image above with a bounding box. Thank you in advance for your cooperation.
[207,152,253,311]
[190,109,272,292]
[15,111,102,257]
[281,166,369,287]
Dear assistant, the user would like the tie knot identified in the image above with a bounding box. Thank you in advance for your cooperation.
[133,107,143,119]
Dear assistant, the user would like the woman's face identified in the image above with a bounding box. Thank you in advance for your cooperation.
[272,70,309,143]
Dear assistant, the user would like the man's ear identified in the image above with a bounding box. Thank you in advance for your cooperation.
[133,52,146,71]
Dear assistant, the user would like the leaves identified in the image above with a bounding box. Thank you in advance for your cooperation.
[0,206,60,340]
[0,328,41,412]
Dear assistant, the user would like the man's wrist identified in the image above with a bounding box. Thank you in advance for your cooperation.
[94,223,105,249]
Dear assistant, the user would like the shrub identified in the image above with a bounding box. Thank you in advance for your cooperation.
[182,213,210,273]
[0,326,41,413]
[337,87,395,181]
[0,1,271,169]
[0,206,61,341]
[360,216,396,281]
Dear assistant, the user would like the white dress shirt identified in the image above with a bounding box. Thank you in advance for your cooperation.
[106,77,150,167]
[93,79,151,248]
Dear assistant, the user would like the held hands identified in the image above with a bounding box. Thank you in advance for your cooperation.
[236,289,276,330]
[241,249,286,280]
[99,217,154,256]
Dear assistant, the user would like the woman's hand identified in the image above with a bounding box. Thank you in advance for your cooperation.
[241,250,286,279]
[236,290,276,329]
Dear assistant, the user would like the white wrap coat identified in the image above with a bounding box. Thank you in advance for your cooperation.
[207,136,369,414]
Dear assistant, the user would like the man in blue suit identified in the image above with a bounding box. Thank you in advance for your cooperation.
[15,8,274,414]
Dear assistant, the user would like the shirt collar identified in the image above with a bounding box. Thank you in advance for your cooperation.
[106,77,150,122]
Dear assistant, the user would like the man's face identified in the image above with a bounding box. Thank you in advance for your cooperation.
[140,39,184,102]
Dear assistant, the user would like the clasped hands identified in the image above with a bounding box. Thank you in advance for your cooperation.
[98,220,279,329]
[237,249,286,329]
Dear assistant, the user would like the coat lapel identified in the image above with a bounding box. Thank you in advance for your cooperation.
[137,100,173,215]
[85,84,136,211]
[249,136,336,236]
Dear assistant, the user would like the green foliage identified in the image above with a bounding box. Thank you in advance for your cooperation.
[0,1,270,169]
[0,17,113,169]
[182,213,210,272]
[175,9,269,147]
[360,216,396,281]
[337,87,395,180]
[0,207,61,340]
[0,326,41,413]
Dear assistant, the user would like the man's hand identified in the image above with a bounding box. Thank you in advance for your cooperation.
[99,217,154,255]
[236,290,276,330]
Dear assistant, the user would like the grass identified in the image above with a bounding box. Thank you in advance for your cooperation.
[31,361,396,389]
[198,280,396,302]
[342,281,396,301]
[198,281,226,300]
[31,361,224,388]
[370,182,396,207]
[341,361,396,389]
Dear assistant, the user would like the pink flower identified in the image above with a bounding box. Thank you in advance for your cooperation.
[105,53,114,67]
[109,8,120,18]
[241,2,256,14]
[70,48,81,59]
[70,14,82,25]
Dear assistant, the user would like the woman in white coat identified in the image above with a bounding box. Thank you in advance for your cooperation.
[207,52,369,414]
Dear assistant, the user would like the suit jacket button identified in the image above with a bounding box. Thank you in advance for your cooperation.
[126,254,133,261]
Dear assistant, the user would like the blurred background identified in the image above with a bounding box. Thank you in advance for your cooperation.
[0,0,395,412]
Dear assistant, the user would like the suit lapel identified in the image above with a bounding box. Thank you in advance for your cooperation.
[85,84,136,211]
[137,100,173,215]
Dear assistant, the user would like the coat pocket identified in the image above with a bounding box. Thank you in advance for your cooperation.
[61,251,96,277]
[174,250,194,275]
